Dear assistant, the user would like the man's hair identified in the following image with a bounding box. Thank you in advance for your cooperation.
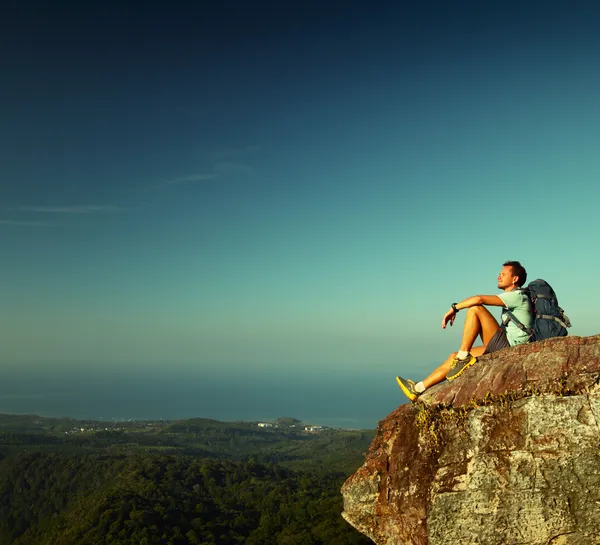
[503,260,527,287]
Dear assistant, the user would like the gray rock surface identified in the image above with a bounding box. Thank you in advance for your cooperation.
[341,335,600,545]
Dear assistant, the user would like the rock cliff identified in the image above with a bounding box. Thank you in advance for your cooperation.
[342,335,600,545]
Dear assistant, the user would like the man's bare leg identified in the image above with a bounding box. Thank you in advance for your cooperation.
[422,306,500,389]
[459,305,501,351]
[422,346,487,389]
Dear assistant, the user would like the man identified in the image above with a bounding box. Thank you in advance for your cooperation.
[396,261,533,402]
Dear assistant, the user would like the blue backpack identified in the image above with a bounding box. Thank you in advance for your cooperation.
[503,279,571,342]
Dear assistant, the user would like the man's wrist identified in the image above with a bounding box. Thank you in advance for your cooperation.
[451,303,459,313]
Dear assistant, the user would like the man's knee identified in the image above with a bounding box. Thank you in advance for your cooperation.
[467,305,485,316]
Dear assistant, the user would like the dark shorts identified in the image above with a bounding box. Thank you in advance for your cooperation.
[484,328,511,354]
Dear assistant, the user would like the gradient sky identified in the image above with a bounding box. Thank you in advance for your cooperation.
[2,1,599,382]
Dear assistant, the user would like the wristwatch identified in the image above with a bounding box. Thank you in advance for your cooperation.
[451,303,459,313]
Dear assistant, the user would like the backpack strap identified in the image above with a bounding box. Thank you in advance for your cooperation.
[536,314,571,330]
[502,309,534,340]
[557,307,572,328]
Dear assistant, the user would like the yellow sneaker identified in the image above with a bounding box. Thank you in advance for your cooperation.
[446,353,477,381]
[396,376,420,402]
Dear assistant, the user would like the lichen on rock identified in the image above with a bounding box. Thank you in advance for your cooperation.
[341,335,600,545]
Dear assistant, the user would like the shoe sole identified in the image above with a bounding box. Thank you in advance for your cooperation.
[396,377,418,402]
[446,356,477,382]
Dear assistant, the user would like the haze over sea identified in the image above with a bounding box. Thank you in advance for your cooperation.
[0,363,399,429]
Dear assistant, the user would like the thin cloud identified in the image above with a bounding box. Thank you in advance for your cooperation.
[0,393,47,399]
[164,173,218,185]
[14,205,124,214]
[212,162,256,176]
[208,145,261,160]
[162,162,255,187]
[0,220,54,226]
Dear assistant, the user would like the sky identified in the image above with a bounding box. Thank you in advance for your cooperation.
[1,1,600,388]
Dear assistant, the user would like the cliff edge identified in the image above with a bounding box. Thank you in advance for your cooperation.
[342,335,600,545]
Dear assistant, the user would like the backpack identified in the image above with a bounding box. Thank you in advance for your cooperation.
[503,279,571,342]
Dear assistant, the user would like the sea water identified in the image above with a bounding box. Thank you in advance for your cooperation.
[0,363,403,429]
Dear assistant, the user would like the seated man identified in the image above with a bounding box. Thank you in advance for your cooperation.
[396,261,533,402]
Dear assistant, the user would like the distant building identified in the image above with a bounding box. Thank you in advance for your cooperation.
[304,425,324,433]
[258,422,274,428]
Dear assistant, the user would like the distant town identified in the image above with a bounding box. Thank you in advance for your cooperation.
[54,416,331,435]
[257,421,325,432]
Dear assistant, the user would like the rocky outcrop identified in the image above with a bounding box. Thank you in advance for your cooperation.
[342,335,600,545]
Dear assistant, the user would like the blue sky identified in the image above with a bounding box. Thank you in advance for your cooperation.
[1,1,599,385]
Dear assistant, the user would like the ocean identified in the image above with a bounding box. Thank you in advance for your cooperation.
[0,363,404,429]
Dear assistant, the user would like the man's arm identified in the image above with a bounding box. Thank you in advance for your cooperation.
[442,295,505,328]
[454,295,505,310]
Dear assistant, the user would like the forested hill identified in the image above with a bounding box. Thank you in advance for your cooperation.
[0,414,375,544]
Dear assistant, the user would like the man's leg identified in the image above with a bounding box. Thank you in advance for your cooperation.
[458,305,501,352]
[422,306,500,389]
[422,346,487,388]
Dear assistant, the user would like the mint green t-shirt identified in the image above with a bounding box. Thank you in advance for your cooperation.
[498,289,533,346]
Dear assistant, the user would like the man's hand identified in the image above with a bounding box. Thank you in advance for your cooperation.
[442,308,456,329]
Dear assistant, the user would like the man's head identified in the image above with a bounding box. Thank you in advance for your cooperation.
[498,261,527,290]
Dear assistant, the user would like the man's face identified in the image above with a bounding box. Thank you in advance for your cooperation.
[497,266,517,289]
